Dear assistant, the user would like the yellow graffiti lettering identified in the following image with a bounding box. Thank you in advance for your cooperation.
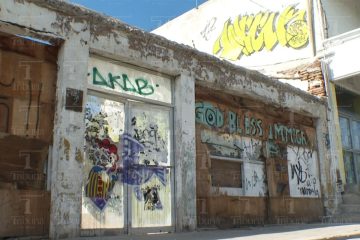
[233,16,249,55]
[240,15,255,56]
[213,5,309,61]
[213,20,243,61]
[261,13,278,51]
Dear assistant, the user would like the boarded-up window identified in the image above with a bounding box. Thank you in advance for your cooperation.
[211,159,242,188]
[0,34,57,238]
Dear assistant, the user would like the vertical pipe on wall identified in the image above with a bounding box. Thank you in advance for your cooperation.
[307,0,317,57]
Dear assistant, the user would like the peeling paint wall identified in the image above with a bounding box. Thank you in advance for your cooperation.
[0,0,337,238]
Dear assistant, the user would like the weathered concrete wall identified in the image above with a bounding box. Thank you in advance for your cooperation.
[174,74,196,231]
[49,31,90,239]
[0,0,338,238]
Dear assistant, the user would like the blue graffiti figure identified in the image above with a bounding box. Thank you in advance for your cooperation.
[121,133,167,210]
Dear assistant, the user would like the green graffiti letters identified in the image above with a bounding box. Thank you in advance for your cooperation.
[195,102,224,128]
[92,67,156,96]
[269,123,307,145]
[244,116,263,137]
[228,111,242,134]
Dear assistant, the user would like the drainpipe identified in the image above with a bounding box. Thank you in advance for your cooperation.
[307,0,317,57]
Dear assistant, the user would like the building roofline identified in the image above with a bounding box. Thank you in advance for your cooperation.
[26,0,326,107]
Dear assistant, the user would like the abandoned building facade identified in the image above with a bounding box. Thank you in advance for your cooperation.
[0,0,342,239]
[154,0,360,195]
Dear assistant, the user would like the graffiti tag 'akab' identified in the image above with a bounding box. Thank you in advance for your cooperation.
[91,67,158,96]
[213,5,309,61]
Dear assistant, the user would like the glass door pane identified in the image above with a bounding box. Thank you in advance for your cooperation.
[126,103,172,228]
[340,117,352,149]
[82,95,125,230]
[354,153,360,184]
[343,151,357,184]
[351,120,360,151]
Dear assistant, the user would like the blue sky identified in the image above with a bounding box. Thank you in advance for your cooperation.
[70,0,207,31]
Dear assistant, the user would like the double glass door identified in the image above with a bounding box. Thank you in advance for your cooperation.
[339,114,360,184]
[81,93,173,234]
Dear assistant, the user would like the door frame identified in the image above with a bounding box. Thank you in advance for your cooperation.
[126,100,175,234]
[82,74,175,234]
[339,110,360,184]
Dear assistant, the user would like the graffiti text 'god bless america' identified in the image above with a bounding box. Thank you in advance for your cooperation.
[195,102,308,146]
